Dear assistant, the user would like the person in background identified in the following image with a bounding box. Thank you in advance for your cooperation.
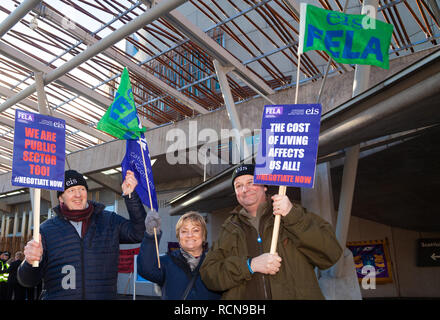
[200,163,343,299]
[0,251,10,300]
[137,211,221,300]
[18,169,147,300]
[7,251,26,300]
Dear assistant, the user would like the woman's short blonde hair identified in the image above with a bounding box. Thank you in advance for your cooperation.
[175,211,207,242]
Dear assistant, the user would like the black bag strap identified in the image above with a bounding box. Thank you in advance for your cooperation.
[181,263,201,300]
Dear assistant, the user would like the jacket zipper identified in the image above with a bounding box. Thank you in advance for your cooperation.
[64,219,86,299]
[80,237,85,299]
[257,226,269,300]
[260,212,275,300]
[229,218,269,299]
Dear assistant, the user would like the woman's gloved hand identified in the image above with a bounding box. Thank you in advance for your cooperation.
[145,210,161,235]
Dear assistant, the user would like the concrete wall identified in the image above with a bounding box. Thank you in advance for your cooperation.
[347,216,440,298]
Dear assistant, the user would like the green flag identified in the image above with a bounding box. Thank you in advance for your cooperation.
[97,67,146,139]
[298,4,394,69]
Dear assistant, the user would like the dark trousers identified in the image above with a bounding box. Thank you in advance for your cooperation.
[26,282,42,300]
[11,283,27,300]
[0,282,11,300]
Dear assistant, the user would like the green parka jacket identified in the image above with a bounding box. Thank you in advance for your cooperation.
[200,199,342,300]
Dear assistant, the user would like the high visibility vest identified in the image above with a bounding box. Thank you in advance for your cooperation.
[0,261,9,282]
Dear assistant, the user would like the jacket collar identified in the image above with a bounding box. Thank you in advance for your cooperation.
[231,197,271,220]
[225,198,274,235]
[53,201,106,221]
[169,248,207,277]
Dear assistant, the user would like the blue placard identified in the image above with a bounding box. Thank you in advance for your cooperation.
[11,110,66,191]
[136,274,150,283]
[254,104,321,188]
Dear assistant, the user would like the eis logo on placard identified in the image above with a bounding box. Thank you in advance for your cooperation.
[53,121,65,129]
[17,111,34,124]
[40,119,65,129]
[265,106,283,118]
[305,107,320,115]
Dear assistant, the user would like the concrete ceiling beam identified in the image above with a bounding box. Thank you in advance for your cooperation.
[34,5,208,116]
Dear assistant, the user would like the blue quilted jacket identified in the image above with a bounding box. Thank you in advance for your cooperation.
[17,191,146,300]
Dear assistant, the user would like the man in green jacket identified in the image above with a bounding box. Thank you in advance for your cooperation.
[200,164,342,299]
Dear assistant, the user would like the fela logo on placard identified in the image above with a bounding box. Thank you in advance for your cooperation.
[17,111,34,123]
[265,106,283,118]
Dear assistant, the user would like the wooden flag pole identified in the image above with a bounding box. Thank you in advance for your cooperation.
[294,53,302,106]
[270,50,302,255]
[270,186,286,254]
[138,137,160,269]
[153,227,160,267]
[32,188,41,267]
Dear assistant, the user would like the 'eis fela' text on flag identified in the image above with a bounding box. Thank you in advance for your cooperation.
[298,4,394,69]
[97,67,146,139]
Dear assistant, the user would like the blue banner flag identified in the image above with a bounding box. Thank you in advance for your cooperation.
[98,67,158,211]
[121,132,158,211]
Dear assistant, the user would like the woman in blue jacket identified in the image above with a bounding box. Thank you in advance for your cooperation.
[137,211,220,300]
